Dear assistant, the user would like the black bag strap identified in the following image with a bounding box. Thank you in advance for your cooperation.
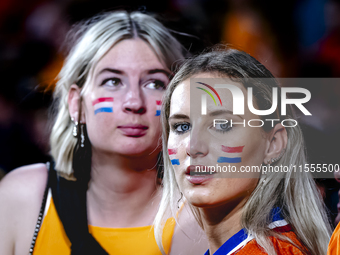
[49,162,109,255]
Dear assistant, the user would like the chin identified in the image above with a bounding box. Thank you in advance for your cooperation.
[119,143,160,157]
[184,190,219,208]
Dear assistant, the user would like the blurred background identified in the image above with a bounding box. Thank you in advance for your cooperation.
[0,0,340,226]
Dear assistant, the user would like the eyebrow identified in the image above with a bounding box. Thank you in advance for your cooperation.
[169,114,189,121]
[98,68,123,75]
[209,109,233,116]
[148,69,173,78]
[97,68,172,77]
[209,109,243,119]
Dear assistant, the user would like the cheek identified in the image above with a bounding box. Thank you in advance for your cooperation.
[217,127,265,166]
[167,133,188,184]
[241,129,266,165]
[85,96,116,124]
[83,99,116,143]
[92,97,114,115]
[168,134,182,166]
[155,100,162,116]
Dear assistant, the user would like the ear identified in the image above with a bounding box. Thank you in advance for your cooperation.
[68,84,85,123]
[263,124,287,164]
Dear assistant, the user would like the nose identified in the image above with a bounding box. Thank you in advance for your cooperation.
[122,85,146,114]
[185,130,208,158]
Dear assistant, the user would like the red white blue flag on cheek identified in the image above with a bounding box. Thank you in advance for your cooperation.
[155,100,161,116]
[168,148,180,165]
[204,208,291,255]
[217,146,244,163]
[92,97,114,115]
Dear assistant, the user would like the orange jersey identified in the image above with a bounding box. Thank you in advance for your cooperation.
[328,222,340,255]
[229,232,305,255]
[204,208,307,255]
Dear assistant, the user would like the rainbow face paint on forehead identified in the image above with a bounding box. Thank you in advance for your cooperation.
[217,145,244,163]
[168,148,180,165]
[155,100,161,116]
[92,97,114,115]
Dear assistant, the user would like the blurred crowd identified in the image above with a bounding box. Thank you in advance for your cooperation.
[1,0,340,225]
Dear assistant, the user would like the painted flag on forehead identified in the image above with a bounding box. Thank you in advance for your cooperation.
[155,100,162,116]
[92,97,114,115]
[217,145,244,163]
[204,208,294,255]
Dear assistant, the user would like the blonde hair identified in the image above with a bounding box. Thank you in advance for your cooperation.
[50,11,185,176]
[154,48,332,255]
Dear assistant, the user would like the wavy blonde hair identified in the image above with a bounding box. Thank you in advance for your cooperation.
[50,11,185,176]
[154,48,332,255]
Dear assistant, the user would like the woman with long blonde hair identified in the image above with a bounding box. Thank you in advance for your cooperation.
[155,48,332,255]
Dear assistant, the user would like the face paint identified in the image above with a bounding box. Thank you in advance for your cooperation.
[217,145,244,163]
[92,97,114,115]
[155,100,161,116]
[221,145,244,153]
[171,159,180,165]
[168,148,177,155]
[168,148,180,165]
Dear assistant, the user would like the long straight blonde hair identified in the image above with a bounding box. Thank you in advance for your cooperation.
[154,48,332,255]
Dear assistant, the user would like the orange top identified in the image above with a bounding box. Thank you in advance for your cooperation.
[33,196,175,255]
[328,222,340,255]
[231,232,306,255]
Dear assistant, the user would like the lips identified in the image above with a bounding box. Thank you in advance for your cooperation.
[185,165,215,185]
[117,124,148,137]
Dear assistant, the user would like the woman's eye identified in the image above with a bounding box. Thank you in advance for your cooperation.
[145,80,166,90]
[214,122,232,133]
[173,122,191,134]
[102,78,121,87]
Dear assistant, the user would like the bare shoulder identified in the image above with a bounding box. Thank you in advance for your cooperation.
[0,163,48,200]
[170,201,208,255]
[0,163,48,255]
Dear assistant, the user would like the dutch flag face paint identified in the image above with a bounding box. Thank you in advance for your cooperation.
[217,145,244,163]
[92,97,114,115]
[168,148,180,165]
[155,100,161,116]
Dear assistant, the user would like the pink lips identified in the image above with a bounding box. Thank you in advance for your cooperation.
[117,124,148,137]
[185,165,215,185]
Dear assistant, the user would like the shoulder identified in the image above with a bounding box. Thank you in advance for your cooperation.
[328,223,340,255]
[0,163,49,254]
[0,163,48,201]
[269,233,306,255]
[238,233,306,255]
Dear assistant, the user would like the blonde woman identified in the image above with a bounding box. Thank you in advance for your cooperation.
[0,11,207,255]
[155,48,332,255]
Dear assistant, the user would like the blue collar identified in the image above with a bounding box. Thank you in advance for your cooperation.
[204,208,284,255]
[204,228,248,255]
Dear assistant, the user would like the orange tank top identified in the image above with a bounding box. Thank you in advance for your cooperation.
[33,190,175,255]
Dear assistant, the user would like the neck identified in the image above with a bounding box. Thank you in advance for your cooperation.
[201,198,247,254]
[87,148,161,228]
